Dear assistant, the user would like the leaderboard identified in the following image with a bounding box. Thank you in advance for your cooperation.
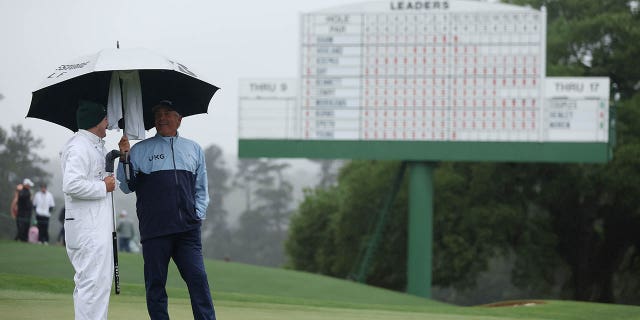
[300,1,547,141]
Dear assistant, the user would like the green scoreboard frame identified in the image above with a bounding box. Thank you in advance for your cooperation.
[239,139,612,163]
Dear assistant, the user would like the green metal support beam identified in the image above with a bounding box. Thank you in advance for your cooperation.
[352,162,407,283]
[407,162,434,298]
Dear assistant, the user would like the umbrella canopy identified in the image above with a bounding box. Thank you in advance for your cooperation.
[27,48,219,134]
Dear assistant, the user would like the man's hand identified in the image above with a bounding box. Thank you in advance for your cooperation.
[118,135,130,161]
[104,176,116,192]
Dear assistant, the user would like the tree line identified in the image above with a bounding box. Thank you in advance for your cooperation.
[0,125,51,238]
[201,150,297,266]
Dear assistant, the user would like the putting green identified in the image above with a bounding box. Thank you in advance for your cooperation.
[0,289,502,320]
[2,241,640,320]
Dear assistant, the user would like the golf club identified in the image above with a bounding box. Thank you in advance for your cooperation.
[105,149,121,295]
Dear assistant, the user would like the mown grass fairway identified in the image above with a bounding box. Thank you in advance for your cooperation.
[1,241,639,319]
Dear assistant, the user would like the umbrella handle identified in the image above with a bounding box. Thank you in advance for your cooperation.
[123,151,131,183]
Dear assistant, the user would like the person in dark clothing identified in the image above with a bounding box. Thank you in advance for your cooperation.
[57,207,66,245]
[11,183,22,240]
[117,100,216,320]
[16,178,34,242]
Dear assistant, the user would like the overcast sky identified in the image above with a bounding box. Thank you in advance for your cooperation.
[0,0,351,159]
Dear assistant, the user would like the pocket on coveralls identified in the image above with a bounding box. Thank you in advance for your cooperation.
[64,208,93,250]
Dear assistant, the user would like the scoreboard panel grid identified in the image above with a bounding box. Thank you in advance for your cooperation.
[300,6,546,142]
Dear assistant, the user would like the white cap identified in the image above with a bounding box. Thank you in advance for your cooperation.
[120,210,128,217]
[22,178,34,187]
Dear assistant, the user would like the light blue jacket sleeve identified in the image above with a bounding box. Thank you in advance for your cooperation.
[116,161,133,194]
[195,146,210,219]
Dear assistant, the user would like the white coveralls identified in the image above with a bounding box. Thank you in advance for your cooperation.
[61,130,114,320]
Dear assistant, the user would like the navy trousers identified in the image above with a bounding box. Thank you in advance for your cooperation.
[142,228,216,320]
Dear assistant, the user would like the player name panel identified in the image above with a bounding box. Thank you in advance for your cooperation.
[544,77,609,142]
[300,2,547,141]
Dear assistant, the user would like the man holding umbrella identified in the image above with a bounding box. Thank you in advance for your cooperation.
[117,100,216,320]
[61,100,116,320]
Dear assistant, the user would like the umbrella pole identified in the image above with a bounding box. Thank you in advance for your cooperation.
[118,74,132,183]
[119,75,125,133]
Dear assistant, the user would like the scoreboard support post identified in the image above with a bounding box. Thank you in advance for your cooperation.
[407,161,434,298]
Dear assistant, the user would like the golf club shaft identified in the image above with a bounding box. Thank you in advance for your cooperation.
[105,149,122,294]
[111,192,120,295]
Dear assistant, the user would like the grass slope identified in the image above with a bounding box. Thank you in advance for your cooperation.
[1,240,639,320]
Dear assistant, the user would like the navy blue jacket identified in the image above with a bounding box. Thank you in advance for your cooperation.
[117,133,209,241]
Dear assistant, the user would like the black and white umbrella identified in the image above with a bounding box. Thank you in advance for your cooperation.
[27,47,219,138]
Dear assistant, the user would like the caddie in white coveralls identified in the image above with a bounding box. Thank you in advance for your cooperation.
[61,100,117,320]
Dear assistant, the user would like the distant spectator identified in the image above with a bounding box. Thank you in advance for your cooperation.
[33,183,55,245]
[57,207,66,245]
[16,179,34,242]
[10,184,21,220]
[116,210,135,252]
